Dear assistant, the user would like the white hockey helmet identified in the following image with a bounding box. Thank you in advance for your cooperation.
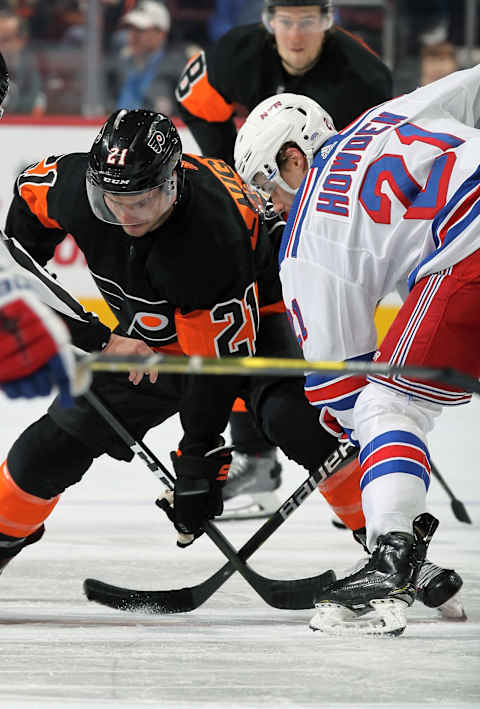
[234,93,336,195]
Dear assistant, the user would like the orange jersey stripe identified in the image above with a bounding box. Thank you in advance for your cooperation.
[175,300,256,358]
[338,26,380,58]
[0,460,60,538]
[186,155,259,246]
[18,158,62,230]
[151,342,184,356]
[260,301,286,317]
[178,51,234,123]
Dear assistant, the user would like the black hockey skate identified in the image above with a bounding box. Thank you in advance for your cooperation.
[310,513,438,636]
[219,450,282,520]
[416,561,466,620]
[353,526,465,620]
[0,524,44,575]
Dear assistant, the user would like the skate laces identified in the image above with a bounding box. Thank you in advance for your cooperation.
[416,560,447,588]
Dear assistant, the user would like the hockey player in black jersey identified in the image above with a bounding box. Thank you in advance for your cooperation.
[176,0,392,166]
[0,108,356,574]
[176,0,393,516]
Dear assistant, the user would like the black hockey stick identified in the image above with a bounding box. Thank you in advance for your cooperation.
[431,462,472,524]
[82,388,344,611]
[84,440,355,613]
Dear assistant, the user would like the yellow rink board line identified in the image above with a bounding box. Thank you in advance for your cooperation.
[78,298,401,349]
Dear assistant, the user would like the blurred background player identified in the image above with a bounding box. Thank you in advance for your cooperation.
[0,50,75,407]
[176,0,392,164]
[176,0,393,519]
[233,72,479,632]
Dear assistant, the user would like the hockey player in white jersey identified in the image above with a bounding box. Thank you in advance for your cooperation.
[0,51,77,405]
[234,65,480,635]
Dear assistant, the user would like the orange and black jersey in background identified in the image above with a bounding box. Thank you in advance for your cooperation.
[176,23,393,166]
[5,153,283,358]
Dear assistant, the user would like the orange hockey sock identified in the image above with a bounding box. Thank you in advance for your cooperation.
[317,456,365,530]
[0,459,60,538]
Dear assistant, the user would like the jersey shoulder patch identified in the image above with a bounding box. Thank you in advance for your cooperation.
[16,153,88,231]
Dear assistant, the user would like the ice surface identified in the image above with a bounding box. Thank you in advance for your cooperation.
[0,393,478,708]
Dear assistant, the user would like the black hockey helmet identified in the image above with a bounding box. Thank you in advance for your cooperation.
[263,0,333,30]
[0,52,9,117]
[86,109,182,225]
[264,0,332,9]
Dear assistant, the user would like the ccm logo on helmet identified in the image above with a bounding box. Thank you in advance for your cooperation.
[102,176,130,185]
[147,131,166,154]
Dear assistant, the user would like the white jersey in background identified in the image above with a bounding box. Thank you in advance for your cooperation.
[0,237,80,403]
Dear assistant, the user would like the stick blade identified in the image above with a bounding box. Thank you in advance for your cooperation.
[84,578,199,614]
[452,499,472,524]
[264,569,337,610]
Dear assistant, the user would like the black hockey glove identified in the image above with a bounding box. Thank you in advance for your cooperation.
[157,447,231,548]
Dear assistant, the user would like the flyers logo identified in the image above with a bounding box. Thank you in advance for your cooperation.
[130,312,169,331]
[126,308,176,344]
[147,131,165,154]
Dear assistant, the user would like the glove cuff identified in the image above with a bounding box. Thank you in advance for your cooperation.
[170,450,231,484]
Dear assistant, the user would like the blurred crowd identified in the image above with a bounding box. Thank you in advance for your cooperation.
[0,0,478,116]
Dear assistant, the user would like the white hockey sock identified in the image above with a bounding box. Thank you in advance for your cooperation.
[362,473,427,551]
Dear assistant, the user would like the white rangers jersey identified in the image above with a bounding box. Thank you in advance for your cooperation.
[279,65,480,429]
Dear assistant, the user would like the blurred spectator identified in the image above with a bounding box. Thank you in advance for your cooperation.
[420,40,458,86]
[0,8,45,113]
[208,0,263,42]
[108,0,197,114]
[102,0,137,53]
[167,1,214,47]
[402,0,451,54]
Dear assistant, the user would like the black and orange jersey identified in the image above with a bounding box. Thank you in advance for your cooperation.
[176,23,393,166]
[5,152,283,358]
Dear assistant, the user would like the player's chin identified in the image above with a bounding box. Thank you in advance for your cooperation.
[287,53,314,73]
[122,224,150,237]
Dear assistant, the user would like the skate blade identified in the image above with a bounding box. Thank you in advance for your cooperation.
[309,598,408,637]
[437,593,467,622]
[218,491,282,521]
